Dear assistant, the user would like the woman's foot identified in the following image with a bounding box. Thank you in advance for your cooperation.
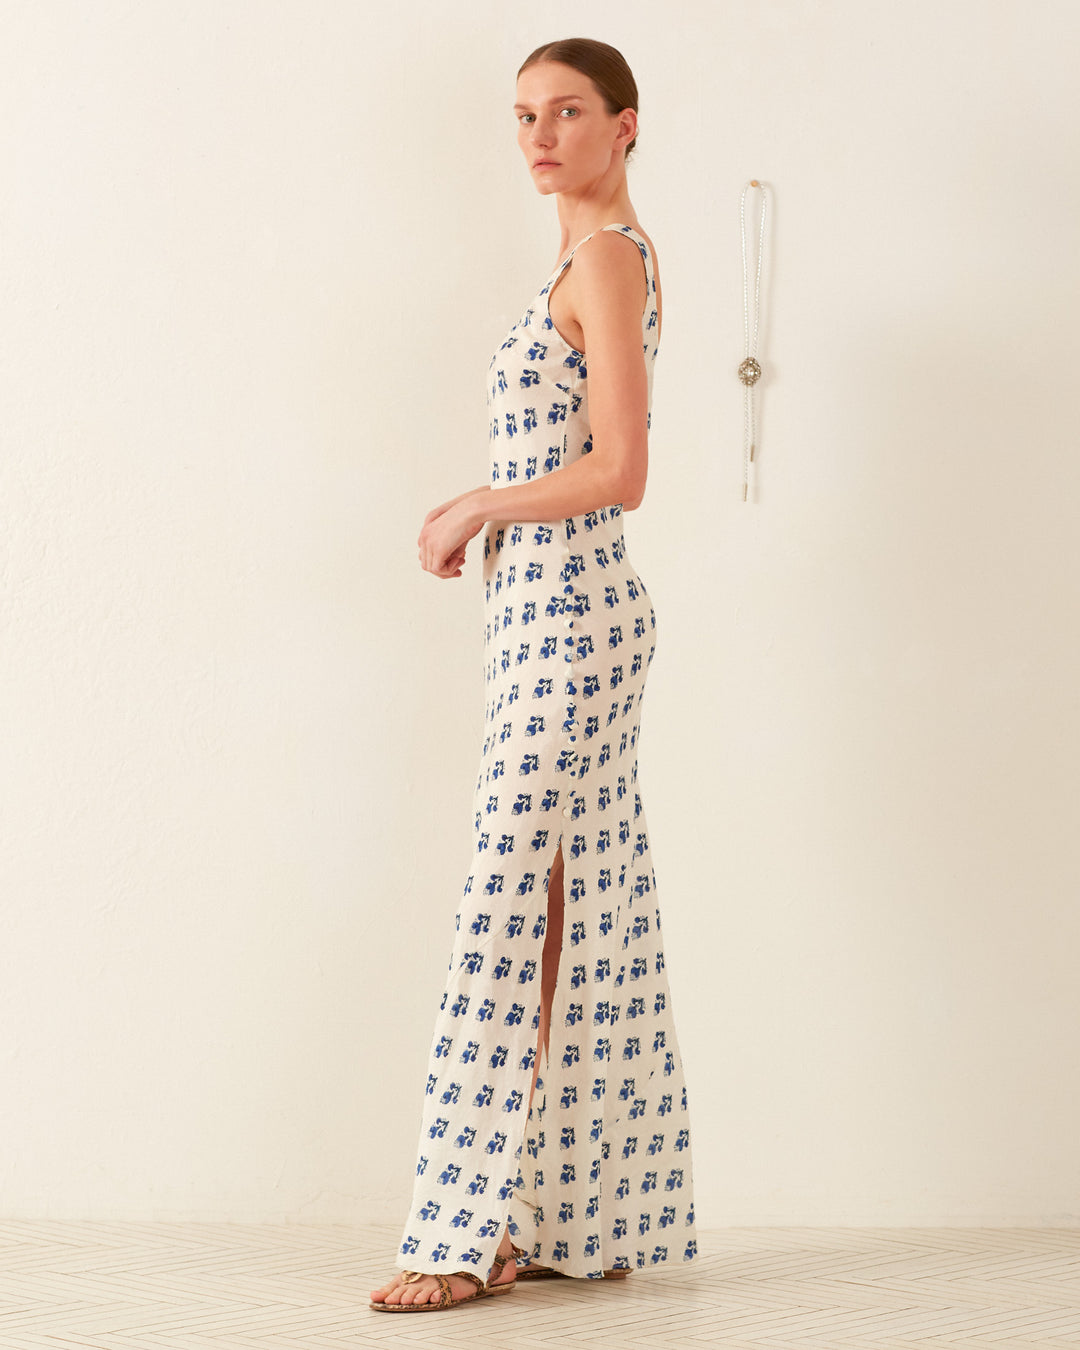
[369,1230,518,1308]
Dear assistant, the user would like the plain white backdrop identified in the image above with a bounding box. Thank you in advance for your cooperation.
[1,0,1078,1227]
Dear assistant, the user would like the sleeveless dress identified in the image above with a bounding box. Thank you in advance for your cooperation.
[395,222,699,1280]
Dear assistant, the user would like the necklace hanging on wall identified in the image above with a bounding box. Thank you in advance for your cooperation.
[739,179,768,502]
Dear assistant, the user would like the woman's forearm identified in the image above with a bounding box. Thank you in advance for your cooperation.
[463,448,645,533]
[433,483,492,515]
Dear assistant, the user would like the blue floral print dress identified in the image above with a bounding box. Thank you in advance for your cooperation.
[395,223,699,1281]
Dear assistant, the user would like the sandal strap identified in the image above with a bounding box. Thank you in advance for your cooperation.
[400,1268,485,1308]
[491,1241,528,1274]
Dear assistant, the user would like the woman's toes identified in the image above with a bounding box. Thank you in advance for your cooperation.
[399,1277,436,1305]
[373,1270,490,1307]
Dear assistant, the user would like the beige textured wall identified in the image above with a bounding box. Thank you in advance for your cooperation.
[2,0,1078,1226]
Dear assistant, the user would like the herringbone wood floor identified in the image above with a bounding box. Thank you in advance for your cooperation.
[0,1221,1077,1348]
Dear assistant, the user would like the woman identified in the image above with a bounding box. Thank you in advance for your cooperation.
[370,37,698,1313]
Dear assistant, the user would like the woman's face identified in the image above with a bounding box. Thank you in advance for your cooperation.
[513,61,630,194]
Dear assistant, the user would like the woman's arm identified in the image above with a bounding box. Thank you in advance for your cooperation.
[422,483,490,527]
[419,231,650,579]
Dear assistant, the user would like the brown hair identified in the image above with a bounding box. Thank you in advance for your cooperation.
[517,38,640,163]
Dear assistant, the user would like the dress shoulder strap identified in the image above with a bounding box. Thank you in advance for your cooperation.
[555,222,652,276]
[599,223,652,267]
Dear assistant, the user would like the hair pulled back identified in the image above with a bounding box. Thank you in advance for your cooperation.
[517,37,639,163]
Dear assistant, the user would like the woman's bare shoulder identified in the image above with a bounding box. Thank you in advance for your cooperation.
[551,220,663,347]
[576,223,662,322]
[573,223,657,281]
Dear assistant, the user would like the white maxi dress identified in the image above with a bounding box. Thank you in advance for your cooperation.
[395,223,700,1281]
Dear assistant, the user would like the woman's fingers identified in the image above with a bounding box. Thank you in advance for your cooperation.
[419,500,475,578]
[419,544,467,579]
[435,548,466,578]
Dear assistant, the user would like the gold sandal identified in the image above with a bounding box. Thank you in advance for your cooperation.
[369,1246,519,1313]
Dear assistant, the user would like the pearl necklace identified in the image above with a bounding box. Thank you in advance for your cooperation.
[739,179,768,502]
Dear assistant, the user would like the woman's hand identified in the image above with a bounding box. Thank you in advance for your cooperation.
[418,492,488,579]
